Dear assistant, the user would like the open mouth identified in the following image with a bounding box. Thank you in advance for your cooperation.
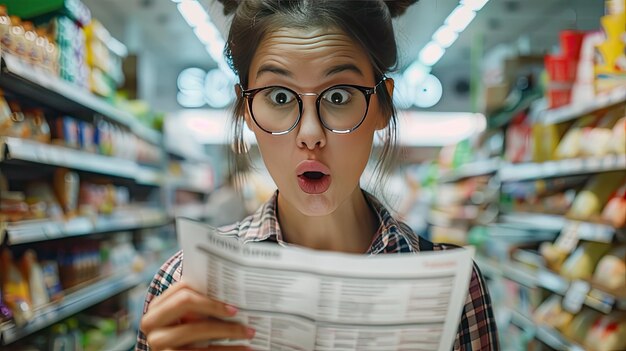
[296,160,332,194]
[302,171,326,180]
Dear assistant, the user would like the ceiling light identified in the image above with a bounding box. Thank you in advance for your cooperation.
[419,42,445,66]
[461,0,490,11]
[445,5,477,32]
[194,21,221,45]
[413,74,443,108]
[177,0,208,28]
[397,112,486,146]
[432,25,459,48]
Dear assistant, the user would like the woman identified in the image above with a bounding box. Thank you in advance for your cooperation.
[137,1,498,350]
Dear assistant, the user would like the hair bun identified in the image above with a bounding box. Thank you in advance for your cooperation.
[384,0,419,17]
[216,0,240,15]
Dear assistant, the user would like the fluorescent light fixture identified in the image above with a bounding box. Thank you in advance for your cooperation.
[396,111,487,146]
[445,4,476,32]
[419,42,445,66]
[194,21,221,45]
[432,25,459,48]
[461,0,490,11]
[177,0,208,28]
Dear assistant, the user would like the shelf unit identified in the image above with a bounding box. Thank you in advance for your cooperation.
[476,257,626,314]
[438,158,500,183]
[0,51,172,346]
[508,308,586,351]
[4,208,169,245]
[539,85,626,125]
[499,213,619,243]
[0,54,161,145]
[0,137,165,186]
[0,270,143,345]
[499,155,626,182]
[0,250,176,347]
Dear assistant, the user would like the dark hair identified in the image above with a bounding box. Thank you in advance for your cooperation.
[219,0,417,194]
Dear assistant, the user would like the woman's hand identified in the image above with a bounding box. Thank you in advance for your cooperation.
[140,281,255,350]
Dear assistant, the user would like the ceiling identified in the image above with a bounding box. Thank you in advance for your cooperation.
[80,0,605,113]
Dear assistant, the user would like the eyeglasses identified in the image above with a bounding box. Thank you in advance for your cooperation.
[240,78,386,135]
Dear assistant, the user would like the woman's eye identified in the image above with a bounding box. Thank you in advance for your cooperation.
[323,88,352,105]
[266,88,296,105]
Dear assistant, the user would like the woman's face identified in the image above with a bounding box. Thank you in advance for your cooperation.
[245,26,391,216]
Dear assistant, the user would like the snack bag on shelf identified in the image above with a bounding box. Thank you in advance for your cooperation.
[533,294,574,332]
[0,248,34,326]
[505,110,532,163]
[53,168,80,218]
[612,116,625,154]
[0,191,30,222]
[564,308,602,345]
[19,249,50,308]
[7,16,25,57]
[584,313,626,351]
[601,183,626,227]
[0,285,13,322]
[580,107,623,157]
[0,98,30,139]
[567,171,626,220]
[560,241,612,280]
[554,115,597,159]
[531,122,569,162]
[592,245,626,289]
[540,240,571,272]
[25,182,65,221]
[24,108,51,143]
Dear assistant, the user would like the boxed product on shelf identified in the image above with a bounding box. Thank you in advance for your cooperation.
[595,0,626,94]
[85,20,125,98]
[1,0,91,27]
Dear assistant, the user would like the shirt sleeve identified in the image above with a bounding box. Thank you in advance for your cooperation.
[453,262,500,350]
[135,250,184,351]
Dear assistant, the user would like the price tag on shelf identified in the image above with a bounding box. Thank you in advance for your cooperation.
[585,157,601,170]
[563,280,591,314]
[601,155,615,169]
[554,221,580,254]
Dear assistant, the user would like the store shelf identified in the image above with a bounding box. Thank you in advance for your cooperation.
[0,137,166,185]
[500,213,619,243]
[509,309,585,351]
[136,165,165,187]
[540,85,626,125]
[439,159,500,183]
[0,54,161,145]
[6,209,169,245]
[499,155,626,182]
[168,179,213,195]
[0,271,144,345]
[485,255,626,313]
[499,212,566,232]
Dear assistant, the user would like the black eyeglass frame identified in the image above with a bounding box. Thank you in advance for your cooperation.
[239,78,387,135]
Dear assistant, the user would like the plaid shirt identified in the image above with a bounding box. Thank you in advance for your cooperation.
[136,191,498,350]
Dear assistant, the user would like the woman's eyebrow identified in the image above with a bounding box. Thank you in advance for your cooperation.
[324,64,364,77]
[256,64,293,79]
[255,63,364,80]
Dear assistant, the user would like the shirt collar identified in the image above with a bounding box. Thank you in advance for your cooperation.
[234,190,419,253]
